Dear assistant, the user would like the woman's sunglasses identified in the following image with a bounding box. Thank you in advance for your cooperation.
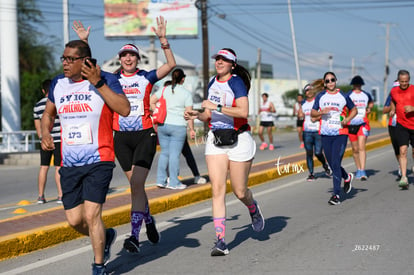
[324,78,336,84]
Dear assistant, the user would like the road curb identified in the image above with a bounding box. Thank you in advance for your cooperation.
[0,136,391,261]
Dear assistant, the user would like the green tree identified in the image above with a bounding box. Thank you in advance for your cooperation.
[282,89,299,108]
[17,0,60,130]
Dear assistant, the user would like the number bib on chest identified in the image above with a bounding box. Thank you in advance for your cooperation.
[356,106,366,119]
[305,121,319,131]
[129,97,144,116]
[62,123,92,146]
[327,113,342,130]
[208,88,226,105]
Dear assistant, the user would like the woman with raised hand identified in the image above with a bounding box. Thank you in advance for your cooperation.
[73,16,176,254]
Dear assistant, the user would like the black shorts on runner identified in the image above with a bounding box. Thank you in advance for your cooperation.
[60,162,115,210]
[40,142,62,166]
[388,125,400,156]
[395,123,414,148]
[296,118,304,128]
[260,121,274,127]
[114,128,157,171]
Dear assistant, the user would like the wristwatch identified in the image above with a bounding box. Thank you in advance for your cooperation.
[216,104,222,112]
[94,79,105,89]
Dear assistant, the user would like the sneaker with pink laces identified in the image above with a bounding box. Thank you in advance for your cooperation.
[259,142,268,150]
[269,144,274,151]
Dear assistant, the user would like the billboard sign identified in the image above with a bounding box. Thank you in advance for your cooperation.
[104,0,198,38]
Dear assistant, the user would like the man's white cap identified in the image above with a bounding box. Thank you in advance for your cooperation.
[211,49,237,62]
[118,44,139,57]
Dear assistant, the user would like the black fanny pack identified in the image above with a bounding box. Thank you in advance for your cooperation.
[212,124,249,147]
[348,124,362,135]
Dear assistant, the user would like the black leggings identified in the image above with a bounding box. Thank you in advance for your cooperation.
[182,137,200,177]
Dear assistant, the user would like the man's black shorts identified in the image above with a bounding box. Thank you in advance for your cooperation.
[388,125,400,156]
[40,142,61,166]
[114,128,157,171]
[260,121,274,127]
[296,118,304,128]
[60,162,115,210]
[395,123,414,148]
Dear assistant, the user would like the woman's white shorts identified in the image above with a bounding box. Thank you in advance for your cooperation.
[205,131,256,162]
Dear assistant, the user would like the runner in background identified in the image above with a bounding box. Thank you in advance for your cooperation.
[346,75,374,181]
[258,92,276,150]
[293,93,305,148]
[390,70,414,189]
[311,72,357,205]
[299,81,331,181]
[383,80,402,180]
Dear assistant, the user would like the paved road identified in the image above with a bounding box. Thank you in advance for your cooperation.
[0,129,318,219]
[2,143,414,274]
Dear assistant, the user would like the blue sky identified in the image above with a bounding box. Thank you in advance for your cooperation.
[36,0,414,100]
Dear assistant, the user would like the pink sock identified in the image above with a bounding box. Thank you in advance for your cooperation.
[213,217,226,240]
[247,202,257,214]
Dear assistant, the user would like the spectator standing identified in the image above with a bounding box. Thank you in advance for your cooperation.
[41,40,130,275]
[33,79,63,204]
[311,72,357,205]
[181,137,208,184]
[346,75,374,180]
[151,68,194,189]
[258,93,276,150]
[185,48,265,256]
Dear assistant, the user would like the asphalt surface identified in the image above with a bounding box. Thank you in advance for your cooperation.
[2,143,413,275]
[0,128,390,264]
[0,128,319,217]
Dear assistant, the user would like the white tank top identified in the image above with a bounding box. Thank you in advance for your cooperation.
[260,100,274,122]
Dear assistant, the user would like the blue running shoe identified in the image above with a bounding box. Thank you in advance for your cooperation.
[360,170,368,181]
[211,237,229,256]
[355,170,362,180]
[92,263,108,275]
[250,201,265,232]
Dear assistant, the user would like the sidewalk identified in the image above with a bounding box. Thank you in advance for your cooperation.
[0,130,391,261]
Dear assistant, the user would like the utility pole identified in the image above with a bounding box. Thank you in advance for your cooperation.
[381,23,394,101]
[63,0,69,46]
[197,0,209,134]
[256,48,262,125]
[287,0,302,93]
[1,0,21,134]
